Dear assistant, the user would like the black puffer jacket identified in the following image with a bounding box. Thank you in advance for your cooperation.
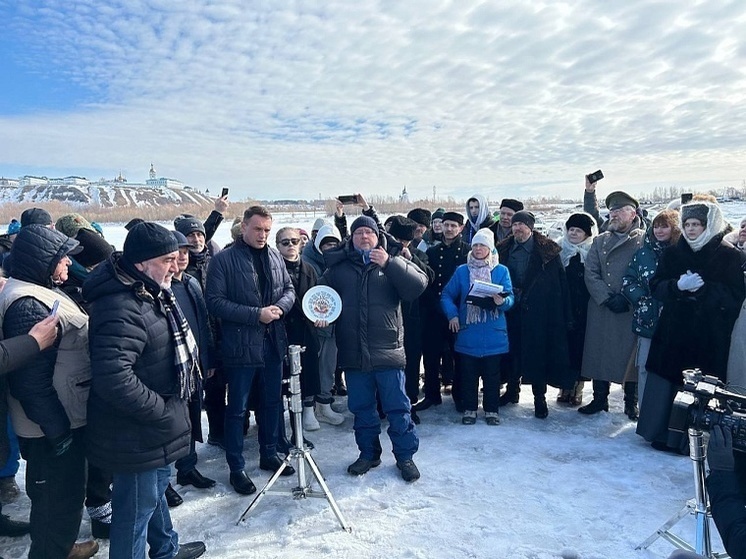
[82,253,191,473]
[206,237,294,368]
[320,237,428,372]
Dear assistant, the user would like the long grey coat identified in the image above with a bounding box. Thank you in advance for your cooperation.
[582,223,645,383]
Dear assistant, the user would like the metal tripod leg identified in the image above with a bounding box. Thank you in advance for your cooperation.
[636,429,730,559]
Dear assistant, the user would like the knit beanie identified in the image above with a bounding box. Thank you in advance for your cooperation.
[432,208,446,221]
[56,213,94,238]
[471,228,495,251]
[6,219,20,235]
[350,215,378,235]
[511,210,536,230]
[74,228,114,268]
[175,217,205,237]
[565,213,594,237]
[123,222,179,264]
[125,218,145,231]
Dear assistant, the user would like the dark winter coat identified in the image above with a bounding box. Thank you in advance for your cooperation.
[422,235,471,317]
[707,468,746,559]
[283,257,321,396]
[646,233,745,384]
[565,253,590,373]
[301,241,327,277]
[206,237,294,368]
[621,230,670,338]
[320,237,428,372]
[83,254,191,473]
[497,232,573,388]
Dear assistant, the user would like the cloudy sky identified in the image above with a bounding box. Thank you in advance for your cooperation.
[1,0,745,201]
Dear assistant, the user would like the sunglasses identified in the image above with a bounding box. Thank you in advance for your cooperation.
[278,238,301,247]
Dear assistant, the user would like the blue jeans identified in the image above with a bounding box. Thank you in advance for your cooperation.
[346,368,419,462]
[110,466,178,559]
[224,339,283,472]
[0,414,20,477]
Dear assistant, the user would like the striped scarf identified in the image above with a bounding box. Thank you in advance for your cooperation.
[159,288,200,400]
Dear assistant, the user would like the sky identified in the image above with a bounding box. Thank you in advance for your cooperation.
[1,0,745,202]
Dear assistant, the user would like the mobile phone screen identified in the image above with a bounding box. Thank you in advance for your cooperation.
[221,188,229,197]
[50,300,60,317]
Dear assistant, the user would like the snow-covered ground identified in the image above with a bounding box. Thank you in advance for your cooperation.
[1,388,718,559]
[3,206,742,558]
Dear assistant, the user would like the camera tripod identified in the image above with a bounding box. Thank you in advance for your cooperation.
[237,345,352,532]
[636,428,729,558]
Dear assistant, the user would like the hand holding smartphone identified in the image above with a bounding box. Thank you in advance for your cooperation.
[586,170,604,184]
[337,194,359,205]
[50,300,60,317]
[220,187,229,198]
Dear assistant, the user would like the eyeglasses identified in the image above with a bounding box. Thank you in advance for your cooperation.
[278,238,301,247]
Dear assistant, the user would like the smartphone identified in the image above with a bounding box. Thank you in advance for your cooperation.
[221,187,229,198]
[586,170,604,183]
[338,194,359,205]
[50,300,60,317]
[681,192,693,204]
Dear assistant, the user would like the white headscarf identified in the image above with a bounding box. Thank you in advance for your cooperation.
[559,212,598,268]
[681,202,726,253]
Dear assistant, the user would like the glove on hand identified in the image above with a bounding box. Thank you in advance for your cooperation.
[708,425,735,471]
[604,293,630,314]
[677,270,704,292]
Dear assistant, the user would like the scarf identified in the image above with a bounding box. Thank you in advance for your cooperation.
[160,288,200,400]
[559,235,593,268]
[684,203,726,253]
[466,250,500,324]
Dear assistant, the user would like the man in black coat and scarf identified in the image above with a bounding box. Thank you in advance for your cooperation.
[497,211,573,418]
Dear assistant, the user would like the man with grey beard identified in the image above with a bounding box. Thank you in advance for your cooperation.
[579,191,645,419]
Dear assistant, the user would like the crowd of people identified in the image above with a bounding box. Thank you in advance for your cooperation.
[0,177,745,559]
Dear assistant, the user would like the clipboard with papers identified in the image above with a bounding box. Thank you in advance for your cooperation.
[467,280,507,298]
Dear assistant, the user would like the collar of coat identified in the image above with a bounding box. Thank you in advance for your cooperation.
[497,231,560,266]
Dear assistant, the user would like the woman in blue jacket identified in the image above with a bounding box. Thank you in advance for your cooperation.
[441,229,514,425]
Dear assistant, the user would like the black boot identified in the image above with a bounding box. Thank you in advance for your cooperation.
[498,382,520,406]
[624,381,639,421]
[578,380,609,415]
[532,384,548,419]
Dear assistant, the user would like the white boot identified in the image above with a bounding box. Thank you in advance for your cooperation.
[302,406,321,431]
[315,403,345,425]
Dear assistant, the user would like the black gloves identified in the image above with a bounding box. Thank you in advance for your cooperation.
[604,293,630,314]
[708,425,735,472]
[466,295,497,311]
[49,431,73,457]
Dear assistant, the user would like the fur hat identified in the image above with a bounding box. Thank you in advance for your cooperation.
[406,208,432,229]
[55,213,94,238]
[681,203,708,226]
[74,228,114,268]
[388,216,418,241]
[471,228,495,251]
[21,208,53,228]
[350,215,378,235]
[123,222,178,264]
[565,213,595,237]
[511,210,536,230]
[500,199,524,213]
[442,211,464,226]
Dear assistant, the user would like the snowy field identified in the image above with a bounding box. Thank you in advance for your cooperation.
[0,388,719,559]
[3,203,745,558]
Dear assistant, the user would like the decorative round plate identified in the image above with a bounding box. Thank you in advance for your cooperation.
[302,286,342,323]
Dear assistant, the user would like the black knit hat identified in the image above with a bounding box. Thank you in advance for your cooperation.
[681,203,708,227]
[407,208,432,229]
[175,217,206,237]
[442,211,464,226]
[172,230,192,248]
[20,208,53,228]
[565,213,594,237]
[125,218,145,231]
[123,222,179,264]
[74,228,114,268]
[500,199,524,213]
[350,215,379,235]
[511,210,536,230]
[388,216,418,241]
[432,208,446,221]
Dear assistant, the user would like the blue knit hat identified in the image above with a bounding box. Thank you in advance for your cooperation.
[7,219,20,235]
[350,215,378,235]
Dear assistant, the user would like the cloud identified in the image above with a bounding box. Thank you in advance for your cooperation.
[1,0,745,201]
